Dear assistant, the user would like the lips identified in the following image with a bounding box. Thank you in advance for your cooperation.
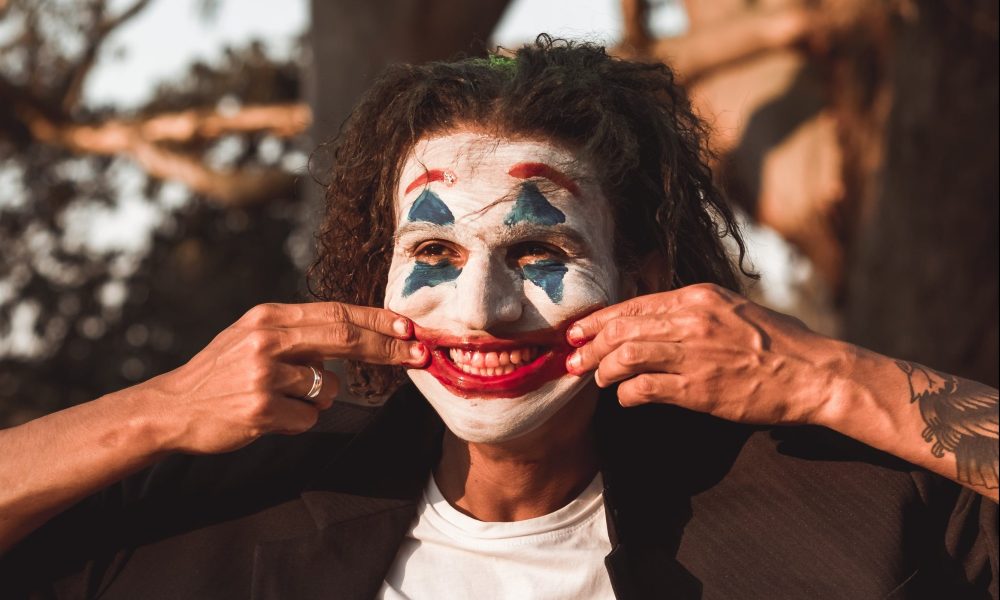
[414,326,573,399]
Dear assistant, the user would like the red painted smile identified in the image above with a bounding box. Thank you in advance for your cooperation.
[414,326,572,399]
[412,309,601,399]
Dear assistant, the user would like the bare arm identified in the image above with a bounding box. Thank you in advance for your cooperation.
[825,352,998,500]
[0,388,170,555]
[0,302,427,554]
[567,284,998,502]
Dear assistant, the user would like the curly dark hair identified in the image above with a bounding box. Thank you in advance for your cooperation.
[309,36,751,398]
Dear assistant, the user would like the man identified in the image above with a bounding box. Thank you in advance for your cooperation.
[1,39,996,599]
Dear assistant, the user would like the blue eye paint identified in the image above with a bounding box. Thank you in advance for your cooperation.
[403,261,462,297]
[503,183,566,226]
[520,259,568,304]
[407,189,454,225]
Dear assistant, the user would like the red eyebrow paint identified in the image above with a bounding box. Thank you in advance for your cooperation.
[404,169,457,195]
[508,162,581,197]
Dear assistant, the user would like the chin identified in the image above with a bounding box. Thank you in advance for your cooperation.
[407,369,591,444]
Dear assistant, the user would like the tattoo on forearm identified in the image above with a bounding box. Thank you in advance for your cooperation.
[896,361,999,489]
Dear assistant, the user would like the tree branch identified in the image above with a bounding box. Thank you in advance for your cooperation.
[59,0,154,111]
[130,138,299,207]
[14,101,310,207]
[137,103,311,142]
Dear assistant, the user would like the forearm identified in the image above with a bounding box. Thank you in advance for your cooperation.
[0,301,413,554]
[818,344,999,503]
[0,386,170,553]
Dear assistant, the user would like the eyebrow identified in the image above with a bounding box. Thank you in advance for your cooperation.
[507,162,581,197]
[404,169,448,195]
[394,221,451,244]
[499,222,589,253]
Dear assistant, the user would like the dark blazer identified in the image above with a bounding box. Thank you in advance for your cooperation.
[3,385,997,600]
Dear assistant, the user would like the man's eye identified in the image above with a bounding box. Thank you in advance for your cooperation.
[511,242,563,262]
[415,242,454,260]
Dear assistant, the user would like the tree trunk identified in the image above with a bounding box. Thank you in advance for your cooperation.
[844,0,999,386]
[307,0,511,148]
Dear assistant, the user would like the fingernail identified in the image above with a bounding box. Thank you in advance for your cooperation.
[393,318,411,337]
[566,352,581,372]
[409,343,427,363]
[567,325,584,345]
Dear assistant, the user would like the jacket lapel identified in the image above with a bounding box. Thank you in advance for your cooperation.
[251,387,443,600]
[251,500,417,600]
[598,396,752,600]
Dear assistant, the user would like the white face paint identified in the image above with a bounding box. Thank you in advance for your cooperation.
[384,132,619,443]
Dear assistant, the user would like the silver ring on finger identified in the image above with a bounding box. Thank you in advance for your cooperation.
[305,365,323,400]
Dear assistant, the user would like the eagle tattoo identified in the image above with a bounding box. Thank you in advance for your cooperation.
[897,361,999,489]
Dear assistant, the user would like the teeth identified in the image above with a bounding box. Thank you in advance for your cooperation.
[445,346,541,376]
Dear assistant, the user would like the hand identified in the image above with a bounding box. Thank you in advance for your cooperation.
[565,284,846,426]
[137,302,427,454]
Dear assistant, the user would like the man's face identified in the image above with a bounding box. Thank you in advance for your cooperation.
[384,132,619,443]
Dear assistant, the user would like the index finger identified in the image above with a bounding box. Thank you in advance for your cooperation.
[567,293,680,346]
[333,304,414,339]
[277,324,427,367]
[299,303,414,339]
[240,302,414,339]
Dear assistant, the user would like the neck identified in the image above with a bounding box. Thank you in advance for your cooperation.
[434,384,600,522]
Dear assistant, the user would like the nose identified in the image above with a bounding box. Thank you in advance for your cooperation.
[451,253,523,331]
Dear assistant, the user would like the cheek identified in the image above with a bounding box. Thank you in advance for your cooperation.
[522,262,617,318]
[385,252,471,321]
[402,261,461,296]
[518,260,568,303]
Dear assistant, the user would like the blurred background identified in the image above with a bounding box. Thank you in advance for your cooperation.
[0,0,996,425]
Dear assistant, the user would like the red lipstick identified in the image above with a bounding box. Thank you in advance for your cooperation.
[411,308,602,399]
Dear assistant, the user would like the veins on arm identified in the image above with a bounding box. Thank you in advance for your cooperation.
[896,361,999,490]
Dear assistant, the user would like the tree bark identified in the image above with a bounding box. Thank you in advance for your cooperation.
[307,0,511,150]
[844,0,999,386]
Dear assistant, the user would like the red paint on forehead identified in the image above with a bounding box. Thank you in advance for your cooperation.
[404,169,448,195]
[508,162,581,197]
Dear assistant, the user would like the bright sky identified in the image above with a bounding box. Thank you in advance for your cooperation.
[84,0,309,108]
[84,0,688,109]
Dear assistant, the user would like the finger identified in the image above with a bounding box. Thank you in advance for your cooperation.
[567,315,680,375]
[617,373,686,407]
[277,324,428,367]
[594,341,682,388]
[273,363,340,410]
[567,284,731,346]
[262,395,322,435]
[241,303,413,339]
[330,303,414,339]
[566,295,675,346]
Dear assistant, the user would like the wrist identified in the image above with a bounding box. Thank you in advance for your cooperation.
[810,341,897,444]
[98,379,178,461]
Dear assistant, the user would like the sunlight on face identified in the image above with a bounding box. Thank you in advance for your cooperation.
[384,132,619,443]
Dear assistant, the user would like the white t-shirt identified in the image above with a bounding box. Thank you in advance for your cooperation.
[378,473,615,599]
